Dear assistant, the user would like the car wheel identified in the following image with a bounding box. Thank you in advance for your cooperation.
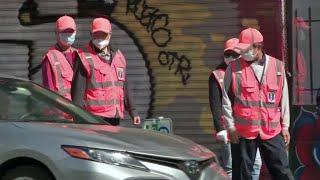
[2,165,54,180]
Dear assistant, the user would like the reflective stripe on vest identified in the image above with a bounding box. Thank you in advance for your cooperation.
[234,97,277,108]
[84,53,124,90]
[235,117,280,128]
[50,51,71,96]
[234,59,242,98]
[212,69,225,91]
[86,99,120,106]
[212,68,227,129]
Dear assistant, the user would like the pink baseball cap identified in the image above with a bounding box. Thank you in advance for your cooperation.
[56,15,76,32]
[235,28,263,51]
[224,38,240,53]
[91,18,112,34]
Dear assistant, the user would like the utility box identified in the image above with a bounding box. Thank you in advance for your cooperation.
[142,117,173,134]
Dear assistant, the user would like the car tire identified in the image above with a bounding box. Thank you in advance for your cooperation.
[1,165,54,180]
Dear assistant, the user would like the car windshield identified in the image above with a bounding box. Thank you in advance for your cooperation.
[0,78,106,124]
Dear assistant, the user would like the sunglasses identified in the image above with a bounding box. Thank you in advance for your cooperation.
[224,52,240,59]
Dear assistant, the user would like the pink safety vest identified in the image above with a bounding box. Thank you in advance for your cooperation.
[44,46,75,100]
[212,68,227,129]
[80,44,126,119]
[230,55,284,140]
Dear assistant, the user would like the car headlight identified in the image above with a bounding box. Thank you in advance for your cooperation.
[62,145,149,171]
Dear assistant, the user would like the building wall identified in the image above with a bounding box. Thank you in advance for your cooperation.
[0,0,284,153]
[289,0,320,179]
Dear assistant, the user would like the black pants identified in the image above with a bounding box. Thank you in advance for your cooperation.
[103,117,120,126]
[231,133,294,180]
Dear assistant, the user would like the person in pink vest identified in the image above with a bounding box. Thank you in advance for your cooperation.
[222,28,294,180]
[209,38,261,179]
[42,15,79,100]
[72,17,140,126]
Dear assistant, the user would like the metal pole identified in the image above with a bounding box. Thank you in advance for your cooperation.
[308,7,314,104]
[295,9,299,103]
[281,0,287,64]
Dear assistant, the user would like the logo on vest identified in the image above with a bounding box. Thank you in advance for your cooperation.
[268,92,276,103]
[116,68,125,81]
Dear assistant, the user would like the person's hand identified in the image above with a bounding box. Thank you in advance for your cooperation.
[216,130,228,144]
[282,128,291,147]
[133,116,141,125]
[228,127,240,144]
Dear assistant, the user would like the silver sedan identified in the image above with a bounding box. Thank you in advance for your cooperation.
[0,75,228,180]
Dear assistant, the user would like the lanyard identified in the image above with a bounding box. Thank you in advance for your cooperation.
[259,57,267,84]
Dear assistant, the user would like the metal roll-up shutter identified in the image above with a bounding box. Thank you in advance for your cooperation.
[0,0,152,121]
[112,0,242,151]
[0,0,284,153]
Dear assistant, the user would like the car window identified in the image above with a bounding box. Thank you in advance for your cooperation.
[0,78,106,124]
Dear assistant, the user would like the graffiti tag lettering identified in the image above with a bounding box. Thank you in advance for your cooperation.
[126,0,191,85]
[158,51,191,85]
[126,0,171,47]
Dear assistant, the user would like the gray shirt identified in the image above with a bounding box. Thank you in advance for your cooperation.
[222,55,290,131]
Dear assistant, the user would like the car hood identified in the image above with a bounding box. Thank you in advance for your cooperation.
[13,122,215,161]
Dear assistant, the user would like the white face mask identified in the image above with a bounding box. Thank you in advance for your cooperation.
[242,49,256,61]
[59,33,76,46]
[92,39,110,50]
